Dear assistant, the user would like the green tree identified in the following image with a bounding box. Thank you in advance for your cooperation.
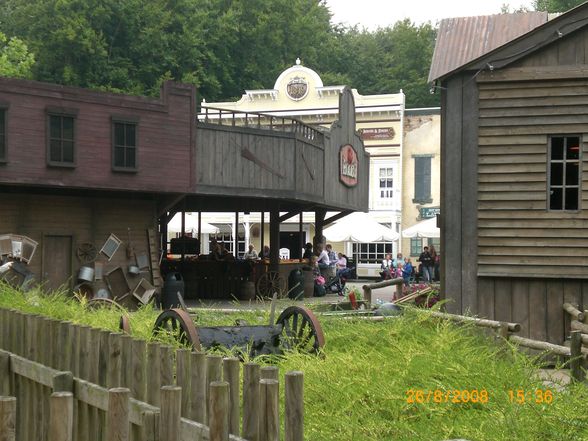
[533,0,585,12]
[0,32,35,78]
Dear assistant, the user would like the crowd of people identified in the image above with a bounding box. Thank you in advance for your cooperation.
[380,245,440,284]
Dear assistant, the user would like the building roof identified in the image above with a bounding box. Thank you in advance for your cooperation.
[428,11,548,82]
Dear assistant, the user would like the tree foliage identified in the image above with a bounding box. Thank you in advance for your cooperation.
[533,0,585,12]
[0,32,35,79]
[0,0,438,107]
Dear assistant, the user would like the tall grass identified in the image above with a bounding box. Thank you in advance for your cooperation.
[1,284,588,440]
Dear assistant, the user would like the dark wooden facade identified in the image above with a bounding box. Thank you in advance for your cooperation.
[434,5,588,343]
[0,78,368,296]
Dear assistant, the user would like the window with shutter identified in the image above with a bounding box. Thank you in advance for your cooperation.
[413,156,432,203]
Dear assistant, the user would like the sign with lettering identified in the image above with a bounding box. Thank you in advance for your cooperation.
[420,207,440,219]
[359,127,395,141]
[340,144,358,187]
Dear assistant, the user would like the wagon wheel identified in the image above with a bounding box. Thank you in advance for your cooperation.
[86,297,126,311]
[276,306,325,354]
[76,242,98,264]
[256,271,287,298]
[153,308,201,351]
[119,315,131,334]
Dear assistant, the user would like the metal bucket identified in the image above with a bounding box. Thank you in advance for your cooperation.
[78,266,95,282]
[128,265,140,275]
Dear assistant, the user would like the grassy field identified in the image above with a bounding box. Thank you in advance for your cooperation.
[1,285,588,440]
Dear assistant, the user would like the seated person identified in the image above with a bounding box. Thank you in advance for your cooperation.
[261,245,270,259]
[316,246,330,270]
[209,238,222,261]
[335,253,348,277]
[219,242,234,261]
[380,253,393,279]
[302,243,313,261]
[326,244,337,268]
[243,244,258,260]
[402,258,413,285]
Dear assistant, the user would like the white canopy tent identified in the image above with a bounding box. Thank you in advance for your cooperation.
[402,217,440,238]
[323,212,399,242]
[167,213,220,234]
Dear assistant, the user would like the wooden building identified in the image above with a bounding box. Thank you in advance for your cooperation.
[0,77,368,299]
[430,6,588,343]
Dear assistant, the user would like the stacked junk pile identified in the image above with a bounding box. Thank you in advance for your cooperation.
[0,230,160,310]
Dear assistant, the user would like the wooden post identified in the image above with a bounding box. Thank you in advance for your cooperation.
[160,346,174,387]
[108,333,123,388]
[207,355,223,423]
[260,366,279,381]
[260,211,265,258]
[159,386,181,441]
[131,339,146,401]
[49,392,73,441]
[146,343,161,406]
[106,388,130,441]
[363,286,372,304]
[176,349,191,417]
[269,209,280,273]
[0,396,16,441]
[209,381,229,441]
[285,371,304,441]
[259,379,279,441]
[190,352,207,424]
[0,351,10,396]
[570,330,585,382]
[242,363,260,441]
[223,357,240,435]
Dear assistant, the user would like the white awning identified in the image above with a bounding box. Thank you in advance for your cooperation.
[167,213,220,234]
[402,217,440,239]
[323,212,399,242]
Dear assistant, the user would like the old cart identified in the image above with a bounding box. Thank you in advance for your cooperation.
[152,305,325,356]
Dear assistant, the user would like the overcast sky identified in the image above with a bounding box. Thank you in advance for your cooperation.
[325,0,536,29]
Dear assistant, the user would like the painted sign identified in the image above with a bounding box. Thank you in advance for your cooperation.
[359,127,395,141]
[340,144,358,187]
[420,207,440,219]
[286,76,308,101]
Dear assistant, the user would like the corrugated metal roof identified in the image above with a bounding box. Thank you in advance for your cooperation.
[428,12,549,82]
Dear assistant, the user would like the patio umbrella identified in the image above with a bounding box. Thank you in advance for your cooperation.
[167,213,220,234]
[402,217,440,238]
[323,212,399,242]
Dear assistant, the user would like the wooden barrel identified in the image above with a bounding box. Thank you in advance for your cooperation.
[240,281,256,300]
[303,270,314,298]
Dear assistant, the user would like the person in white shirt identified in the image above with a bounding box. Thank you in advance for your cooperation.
[317,247,330,270]
[380,253,393,279]
[243,244,258,260]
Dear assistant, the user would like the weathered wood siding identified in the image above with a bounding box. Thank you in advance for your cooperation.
[477,71,588,278]
[478,276,588,343]
[0,192,156,293]
[440,74,479,314]
[0,79,193,194]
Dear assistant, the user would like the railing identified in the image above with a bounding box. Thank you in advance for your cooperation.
[197,105,325,146]
[0,308,305,441]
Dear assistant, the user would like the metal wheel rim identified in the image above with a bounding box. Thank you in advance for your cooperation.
[276,305,325,354]
[76,242,98,264]
[153,308,201,351]
[87,298,125,311]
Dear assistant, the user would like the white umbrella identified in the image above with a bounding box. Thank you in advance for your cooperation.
[402,217,440,238]
[323,212,399,242]
[167,213,220,234]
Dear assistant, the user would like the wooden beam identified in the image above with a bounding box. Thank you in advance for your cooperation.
[157,194,186,217]
[278,211,300,223]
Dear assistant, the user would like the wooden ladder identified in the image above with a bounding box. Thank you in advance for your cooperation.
[146,228,164,290]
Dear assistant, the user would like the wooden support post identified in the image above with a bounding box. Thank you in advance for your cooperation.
[0,396,16,441]
[106,388,130,441]
[234,212,239,258]
[242,363,260,441]
[363,286,372,304]
[209,381,230,441]
[176,349,191,417]
[298,212,304,261]
[223,357,240,435]
[206,355,223,423]
[260,366,279,381]
[49,392,73,441]
[285,371,304,441]
[570,331,585,383]
[259,379,279,441]
[159,386,181,441]
[269,209,280,272]
[190,352,207,424]
[260,211,265,258]
[146,343,161,407]
[0,351,10,396]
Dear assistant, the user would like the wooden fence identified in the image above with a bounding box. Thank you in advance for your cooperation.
[0,308,305,441]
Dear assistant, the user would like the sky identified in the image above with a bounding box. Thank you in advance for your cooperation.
[325,0,536,29]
